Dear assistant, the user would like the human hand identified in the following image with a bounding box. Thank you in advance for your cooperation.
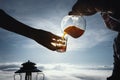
[32,29,63,51]
[68,0,108,16]
[0,9,66,51]
[68,0,97,16]
[101,12,120,32]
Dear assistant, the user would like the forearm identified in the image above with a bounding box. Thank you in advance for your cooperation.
[0,9,37,39]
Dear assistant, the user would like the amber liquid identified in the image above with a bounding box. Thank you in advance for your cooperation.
[56,44,66,52]
[56,26,84,52]
[62,26,85,38]
[55,38,67,52]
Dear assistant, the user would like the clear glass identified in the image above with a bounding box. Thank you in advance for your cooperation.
[56,38,67,52]
[51,38,67,53]
[61,15,86,38]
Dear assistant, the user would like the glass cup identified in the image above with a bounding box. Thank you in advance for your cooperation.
[56,37,67,52]
[51,37,67,53]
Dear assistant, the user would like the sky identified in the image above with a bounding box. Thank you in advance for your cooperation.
[0,0,118,80]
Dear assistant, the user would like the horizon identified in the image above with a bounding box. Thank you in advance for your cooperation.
[0,62,112,80]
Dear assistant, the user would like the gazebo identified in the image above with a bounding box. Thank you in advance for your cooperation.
[14,60,45,80]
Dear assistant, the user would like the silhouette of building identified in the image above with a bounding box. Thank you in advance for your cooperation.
[14,60,45,80]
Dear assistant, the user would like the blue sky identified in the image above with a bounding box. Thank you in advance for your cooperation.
[0,0,118,66]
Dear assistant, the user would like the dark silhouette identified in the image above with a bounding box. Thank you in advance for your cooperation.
[69,0,120,80]
[14,60,44,80]
[0,9,62,51]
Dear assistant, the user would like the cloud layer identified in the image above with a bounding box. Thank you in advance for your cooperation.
[0,62,112,80]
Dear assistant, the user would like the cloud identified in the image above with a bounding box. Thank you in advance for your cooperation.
[0,63,20,71]
[0,63,112,80]
[37,63,112,80]
[0,60,113,72]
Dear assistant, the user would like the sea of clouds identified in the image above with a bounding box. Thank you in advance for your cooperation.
[0,63,113,80]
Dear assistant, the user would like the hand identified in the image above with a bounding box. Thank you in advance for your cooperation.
[32,29,62,51]
[0,9,64,51]
[101,12,120,32]
[68,0,108,16]
[68,0,97,16]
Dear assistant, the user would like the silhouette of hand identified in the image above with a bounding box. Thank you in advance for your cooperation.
[68,0,109,16]
[68,0,97,16]
[101,12,120,32]
[32,29,62,51]
[68,0,120,32]
[0,9,64,51]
